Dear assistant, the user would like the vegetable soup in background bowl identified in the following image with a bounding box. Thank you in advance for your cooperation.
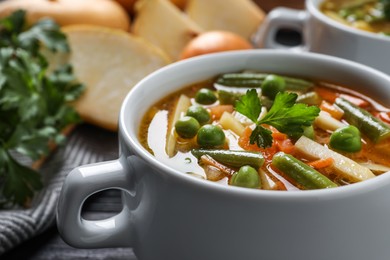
[57,50,390,260]
[321,0,390,35]
[253,0,390,75]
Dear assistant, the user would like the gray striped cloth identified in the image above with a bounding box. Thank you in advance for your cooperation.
[0,125,119,255]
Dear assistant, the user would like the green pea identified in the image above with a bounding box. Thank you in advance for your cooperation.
[175,116,200,139]
[195,88,217,105]
[329,125,362,152]
[186,106,210,124]
[197,124,225,147]
[230,165,260,189]
[261,74,286,99]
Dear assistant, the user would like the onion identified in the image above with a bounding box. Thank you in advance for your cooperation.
[204,165,226,181]
[179,30,253,59]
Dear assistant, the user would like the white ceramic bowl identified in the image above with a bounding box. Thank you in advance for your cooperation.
[57,50,390,260]
[253,0,390,75]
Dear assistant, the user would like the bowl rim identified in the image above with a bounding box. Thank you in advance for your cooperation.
[307,0,390,42]
[119,50,390,201]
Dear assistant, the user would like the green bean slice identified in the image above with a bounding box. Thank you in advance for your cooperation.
[272,152,338,189]
[191,149,264,169]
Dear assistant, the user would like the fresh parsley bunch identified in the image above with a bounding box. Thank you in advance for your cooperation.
[0,10,84,207]
[235,89,320,148]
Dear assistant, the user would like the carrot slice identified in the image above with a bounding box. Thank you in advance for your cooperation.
[275,138,295,154]
[238,126,263,152]
[307,157,334,169]
[315,87,338,103]
[377,112,390,124]
[272,131,287,141]
[339,94,369,107]
[320,100,343,120]
[209,105,234,120]
[238,126,295,161]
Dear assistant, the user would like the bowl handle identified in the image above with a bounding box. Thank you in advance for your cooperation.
[252,7,308,51]
[56,157,135,248]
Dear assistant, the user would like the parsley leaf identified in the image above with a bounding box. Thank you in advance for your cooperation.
[0,149,43,207]
[249,126,273,148]
[235,89,261,122]
[0,10,84,207]
[259,92,320,139]
[19,18,69,55]
[235,90,320,148]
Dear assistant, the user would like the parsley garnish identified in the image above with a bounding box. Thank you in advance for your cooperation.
[0,10,84,207]
[235,89,262,122]
[235,89,320,148]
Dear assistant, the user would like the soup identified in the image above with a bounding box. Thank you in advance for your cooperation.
[139,71,390,191]
[321,0,390,36]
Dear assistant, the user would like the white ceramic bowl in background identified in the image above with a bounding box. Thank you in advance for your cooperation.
[253,0,390,75]
[57,50,390,260]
